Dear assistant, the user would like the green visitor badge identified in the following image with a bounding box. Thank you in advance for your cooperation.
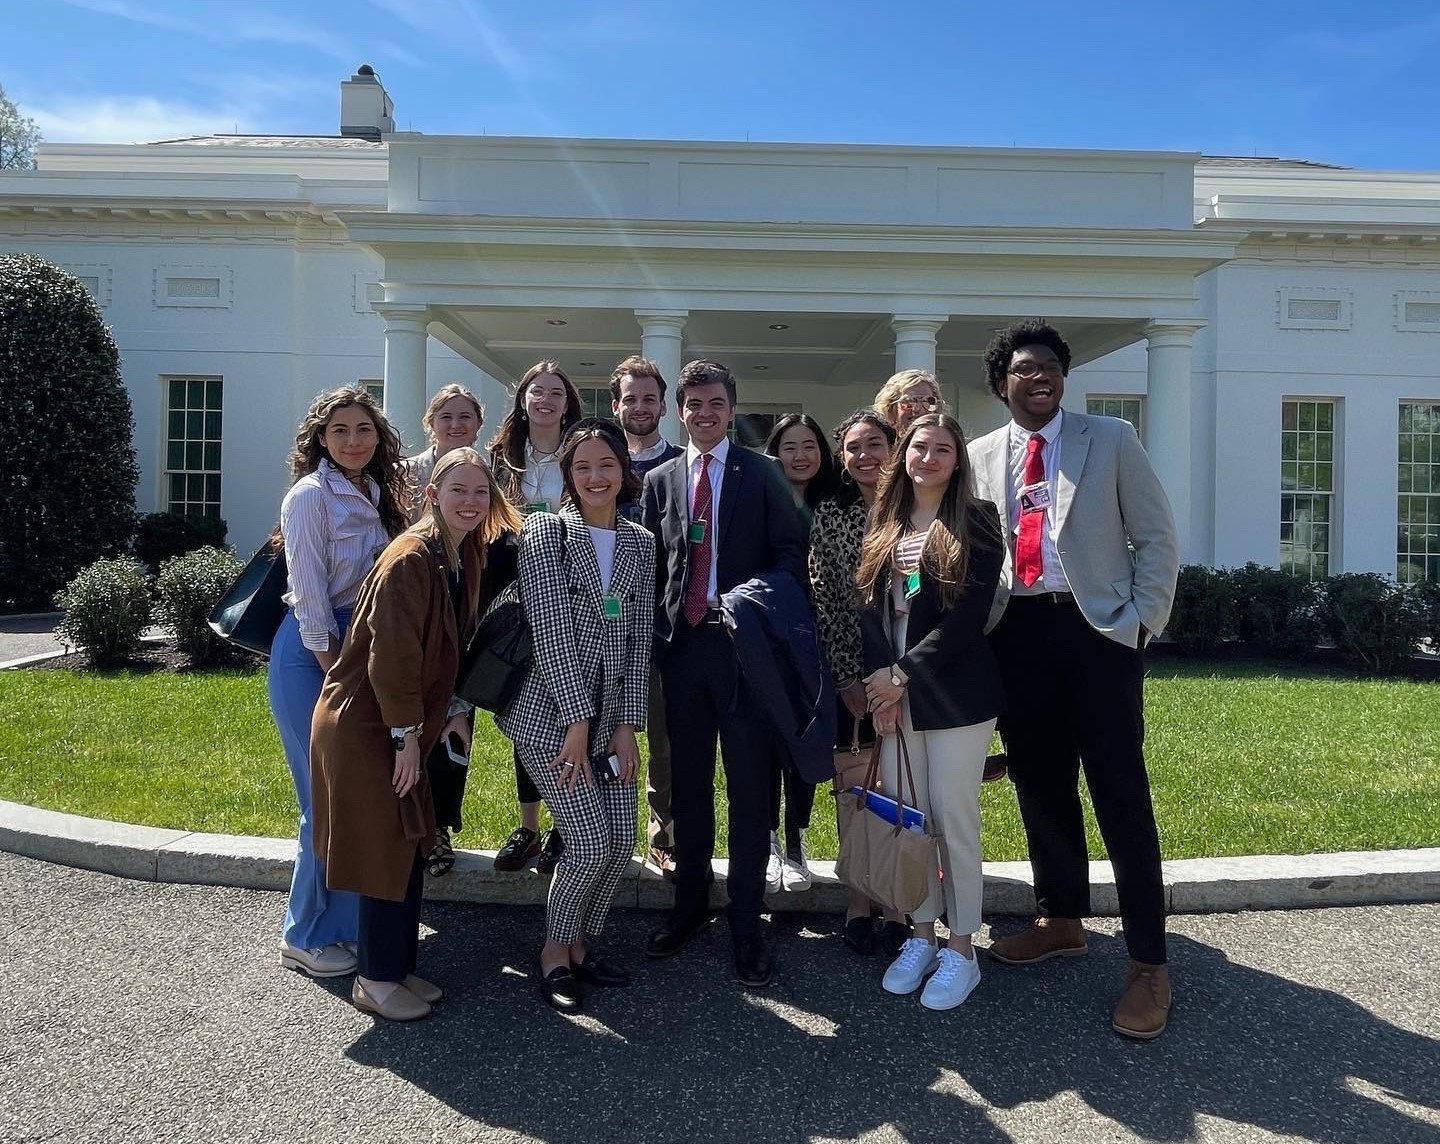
[688,519,707,544]
[904,569,922,600]
[602,594,622,620]
[527,500,550,514]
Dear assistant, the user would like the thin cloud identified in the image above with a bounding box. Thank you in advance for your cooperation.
[368,0,529,80]
[50,0,358,61]
[25,94,255,144]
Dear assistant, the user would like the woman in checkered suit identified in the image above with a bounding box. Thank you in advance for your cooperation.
[496,418,656,1013]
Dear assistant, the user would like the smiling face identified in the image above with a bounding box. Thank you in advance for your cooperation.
[841,421,891,491]
[1002,344,1066,430]
[428,394,481,452]
[523,373,568,431]
[680,381,734,452]
[568,435,625,516]
[318,403,380,477]
[905,424,959,492]
[612,372,665,440]
[894,381,941,433]
[776,423,821,489]
[429,462,491,540]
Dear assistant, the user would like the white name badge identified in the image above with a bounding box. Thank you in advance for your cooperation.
[1020,481,1053,514]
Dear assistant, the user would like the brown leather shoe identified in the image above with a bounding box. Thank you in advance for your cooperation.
[987,917,1087,965]
[1112,961,1171,1040]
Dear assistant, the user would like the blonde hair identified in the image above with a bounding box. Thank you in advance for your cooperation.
[412,447,523,572]
[421,384,484,445]
[873,369,948,429]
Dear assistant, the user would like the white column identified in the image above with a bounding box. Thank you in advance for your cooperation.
[377,304,429,455]
[636,309,688,444]
[1144,320,1207,564]
[891,315,946,374]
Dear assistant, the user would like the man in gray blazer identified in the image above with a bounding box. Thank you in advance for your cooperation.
[968,319,1180,1041]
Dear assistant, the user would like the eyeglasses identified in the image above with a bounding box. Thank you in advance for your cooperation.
[1007,361,1064,380]
[896,395,940,410]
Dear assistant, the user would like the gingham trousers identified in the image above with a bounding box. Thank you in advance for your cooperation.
[517,745,638,944]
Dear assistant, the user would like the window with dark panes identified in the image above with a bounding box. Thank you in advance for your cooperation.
[164,376,223,518]
[1398,402,1440,583]
[1279,399,1336,580]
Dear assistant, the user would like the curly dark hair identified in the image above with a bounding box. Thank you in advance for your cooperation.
[763,412,837,510]
[830,408,897,507]
[558,418,642,507]
[981,320,1071,402]
[284,385,409,539]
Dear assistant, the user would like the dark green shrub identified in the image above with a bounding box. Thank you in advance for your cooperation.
[54,557,152,666]
[0,254,139,607]
[1228,563,1323,659]
[1321,573,1428,674]
[134,512,229,573]
[154,546,243,665]
[1165,564,1237,656]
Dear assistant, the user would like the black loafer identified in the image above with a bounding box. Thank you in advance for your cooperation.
[843,915,877,956]
[535,828,566,875]
[645,910,714,958]
[493,827,540,872]
[878,919,911,960]
[733,934,775,989]
[573,953,632,987]
[539,964,583,1013]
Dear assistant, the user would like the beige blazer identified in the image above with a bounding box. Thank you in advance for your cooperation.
[968,411,1179,648]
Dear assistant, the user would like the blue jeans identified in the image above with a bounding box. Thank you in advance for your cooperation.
[267,607,359,949]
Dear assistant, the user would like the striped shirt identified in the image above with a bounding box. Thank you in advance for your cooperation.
[890,530,928,615]
[280,458,389,652]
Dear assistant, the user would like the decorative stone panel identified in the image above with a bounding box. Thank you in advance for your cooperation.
[153,266,233,309]
[1277,287,1351,331]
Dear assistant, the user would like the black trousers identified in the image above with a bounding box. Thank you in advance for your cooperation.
[990,595,1167,965]
[767,749,817,839]
[357,849,425,981]
[662,618,772,937]
[514,746,541,806]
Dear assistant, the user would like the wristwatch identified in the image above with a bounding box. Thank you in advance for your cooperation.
[390,724,421,752]
[890,667,908,689]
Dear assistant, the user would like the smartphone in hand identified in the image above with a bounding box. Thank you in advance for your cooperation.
[445,732,470,768]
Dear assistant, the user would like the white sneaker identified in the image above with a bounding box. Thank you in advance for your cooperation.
[781,850,812,892]
[280,940,357,978]
[920,947,982,1011]
[765,832,784,893]
[882,937,940,995]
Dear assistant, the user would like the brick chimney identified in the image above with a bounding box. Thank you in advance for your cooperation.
[340,64,394,141]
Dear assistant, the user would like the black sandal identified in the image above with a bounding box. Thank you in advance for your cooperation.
[426,828,455,877]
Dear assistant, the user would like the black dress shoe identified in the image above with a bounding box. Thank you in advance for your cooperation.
[733,934,775,989]
[572,952,632,987]
[843,915,877,956]
[878,919,911,960]
[645,911,714,958]
[539,964,583,1013]
[535,828,566,875]
[493,826,540,872]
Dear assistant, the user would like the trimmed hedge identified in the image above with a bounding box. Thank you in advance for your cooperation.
[153,546,243,665]
[54,557,152,667]
[135,512,229,573]
[1166,563,1435,674]
[0,254,138,607]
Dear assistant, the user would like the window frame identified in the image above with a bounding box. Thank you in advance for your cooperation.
[161,375,224,519]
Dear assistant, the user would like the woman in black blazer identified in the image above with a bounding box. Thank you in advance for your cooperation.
[856,413,1005,1013]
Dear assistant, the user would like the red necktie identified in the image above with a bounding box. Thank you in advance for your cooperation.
[1015,433,1046,588]
[683,454,713,626]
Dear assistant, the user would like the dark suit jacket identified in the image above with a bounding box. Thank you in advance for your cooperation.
[860,503,1007,732]
[642,444,806,649]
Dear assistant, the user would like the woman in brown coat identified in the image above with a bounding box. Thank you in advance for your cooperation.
[312,446,522,1021]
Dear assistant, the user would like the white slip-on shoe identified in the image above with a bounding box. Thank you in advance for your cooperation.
[920,947,982,1011]
[781,851,812,892]
[765,832,784,894]
[882,937,940,995]
[280,941,357,978]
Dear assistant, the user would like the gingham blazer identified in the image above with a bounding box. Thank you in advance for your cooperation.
[497,505,656,759]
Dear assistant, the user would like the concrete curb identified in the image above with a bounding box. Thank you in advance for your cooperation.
[4,800,1437,915]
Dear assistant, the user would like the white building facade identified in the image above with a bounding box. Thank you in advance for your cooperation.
[2,76,1437,582]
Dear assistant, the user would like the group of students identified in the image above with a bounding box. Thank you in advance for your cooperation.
[266,318,1182,1042]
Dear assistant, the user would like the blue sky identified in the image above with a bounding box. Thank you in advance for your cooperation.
[5,0,1440,170]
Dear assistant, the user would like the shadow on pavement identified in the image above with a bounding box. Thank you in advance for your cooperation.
[344,907,1439,1144]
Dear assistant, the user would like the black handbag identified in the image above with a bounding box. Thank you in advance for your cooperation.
[208,539,288,656]
[456,583,531,713]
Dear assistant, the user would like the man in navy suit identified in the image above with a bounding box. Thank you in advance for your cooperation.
[641,359,806,987]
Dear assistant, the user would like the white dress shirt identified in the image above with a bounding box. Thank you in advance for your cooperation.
[684,436,730,606]
[519,440,565,510]
[1006,410,1070,595]
[280,457,389,652]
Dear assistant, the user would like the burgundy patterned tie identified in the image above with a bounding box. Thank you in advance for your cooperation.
[683,454,713,626]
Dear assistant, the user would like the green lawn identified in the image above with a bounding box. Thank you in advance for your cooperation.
[1,660,1436,861]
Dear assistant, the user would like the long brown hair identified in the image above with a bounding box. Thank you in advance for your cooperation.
[855,413,998,607]
[409,446,523,576]
[486,360,584,501]
[285,385,409,539]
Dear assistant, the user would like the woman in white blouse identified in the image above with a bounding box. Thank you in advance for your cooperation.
[486,361,585,874]
[270,386,410,980]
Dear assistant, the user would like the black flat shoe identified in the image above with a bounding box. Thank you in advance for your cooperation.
[573,953,632,987]
[539,964,583,1013]
[493,826,540,872]
[645,910,714,958]
[733,934,775,989]
[535,828,566,875]
[878,919,911,961]
[843,915,877,956]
